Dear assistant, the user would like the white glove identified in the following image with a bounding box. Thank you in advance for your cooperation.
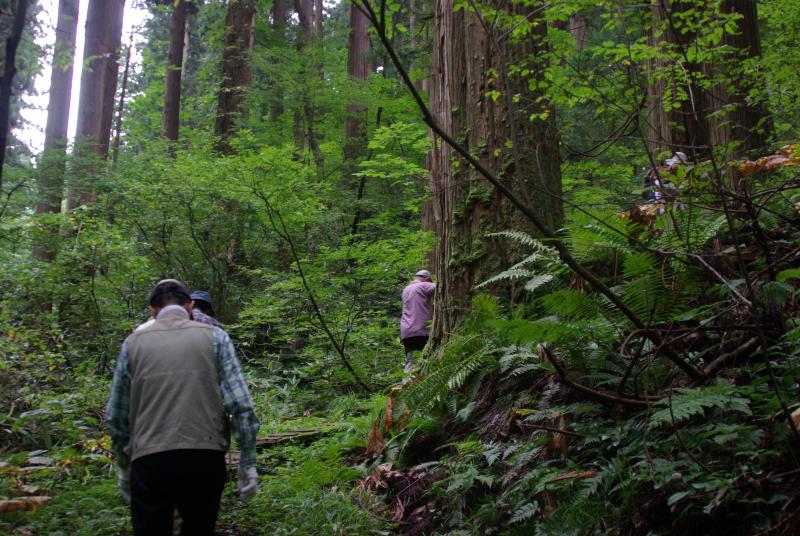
[117,466,131,505]
[237,465,259,502]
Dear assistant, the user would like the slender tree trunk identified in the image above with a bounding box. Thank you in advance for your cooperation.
[67,0,125,209]
[293,0,323,170]
[0,0,30,189]
[342,3,370,186]
[112,37,132,166]
[33,0,79,261]
[428,0,563,342]
[212,0,256,317]
[162,0,188,144]
[270,0,287,122]
[181,8,191,82]
[569,15,587,51]
[214,0,256,155]
[293,0,311,151]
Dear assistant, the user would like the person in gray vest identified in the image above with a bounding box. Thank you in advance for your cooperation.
[106,279,259,536]
[190,290,221,327]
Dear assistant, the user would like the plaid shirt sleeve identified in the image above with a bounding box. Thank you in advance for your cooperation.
[106,341,132,469]
[214,328,260,468]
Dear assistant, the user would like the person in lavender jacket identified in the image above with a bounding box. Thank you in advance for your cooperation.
[400,270,436,372]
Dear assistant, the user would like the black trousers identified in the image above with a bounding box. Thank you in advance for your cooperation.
[130,449,227,536]
[402,335,429,353]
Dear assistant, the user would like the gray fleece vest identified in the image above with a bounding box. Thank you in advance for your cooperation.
[125,308,228,462]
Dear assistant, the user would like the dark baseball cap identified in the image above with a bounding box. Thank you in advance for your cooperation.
[148,279,192,306]
[190,290,213,306]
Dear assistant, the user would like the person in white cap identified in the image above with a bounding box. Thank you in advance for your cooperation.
[400,270,436,372]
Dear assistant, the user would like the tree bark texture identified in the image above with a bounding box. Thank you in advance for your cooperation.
[162,0,188,143]
[342,3,370,184]
[33,0,79,261]
[569,15,587,51]
[214,0,256,155]
[645,0,711,159]
[427,0,563,342]
[0,0,30,189]
[293,0,323,169]
[269,0,287,122]
[313,0,323,39]
[69,0,125,209]
[646,0,768,160]
[704,0,769,155]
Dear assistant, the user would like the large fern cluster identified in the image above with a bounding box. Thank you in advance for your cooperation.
[398,332,496,415]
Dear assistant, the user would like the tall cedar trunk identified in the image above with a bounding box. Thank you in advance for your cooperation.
[0,0,30,188]
[342,4,370,186]
[162,0,188,144]
[293,0,323,169]
[213,0,256,319]
[33,0,79,261]
[293,0,312,150]
[68,0,125,209]
[647,0,768,160]
[646,0,710,160]
[270,0,287,122]
[705,0,769,155]
[427,0,563,342]
[214,0,256,156]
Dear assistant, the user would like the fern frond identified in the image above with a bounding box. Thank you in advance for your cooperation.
[476,268,536,289]
[498,345,537,373]
[573,223,633,252]
[493,318,584,345]
[487,230,544,249]
[401,334,495,413]
[524,274,554,292]
[649,386,752,428]
[623,252,660,278]
[621,273,664,321]
[508,502,539,525]
[541,289,601,321]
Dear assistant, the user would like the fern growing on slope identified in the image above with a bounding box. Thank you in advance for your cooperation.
[649,385,752,428]
[399,332,496,414]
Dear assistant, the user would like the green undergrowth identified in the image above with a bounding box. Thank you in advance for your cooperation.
[0,336,391,535]
[369,299,800,534]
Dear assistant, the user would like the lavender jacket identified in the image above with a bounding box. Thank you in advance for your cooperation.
[400,280,436,339]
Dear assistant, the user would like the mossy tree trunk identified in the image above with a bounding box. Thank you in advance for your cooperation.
[427,0,563,343]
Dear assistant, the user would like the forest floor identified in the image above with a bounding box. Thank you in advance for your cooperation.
[0,355,395,536]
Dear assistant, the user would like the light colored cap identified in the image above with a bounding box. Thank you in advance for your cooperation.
[664,152,688,166]
[415,269,432,279]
